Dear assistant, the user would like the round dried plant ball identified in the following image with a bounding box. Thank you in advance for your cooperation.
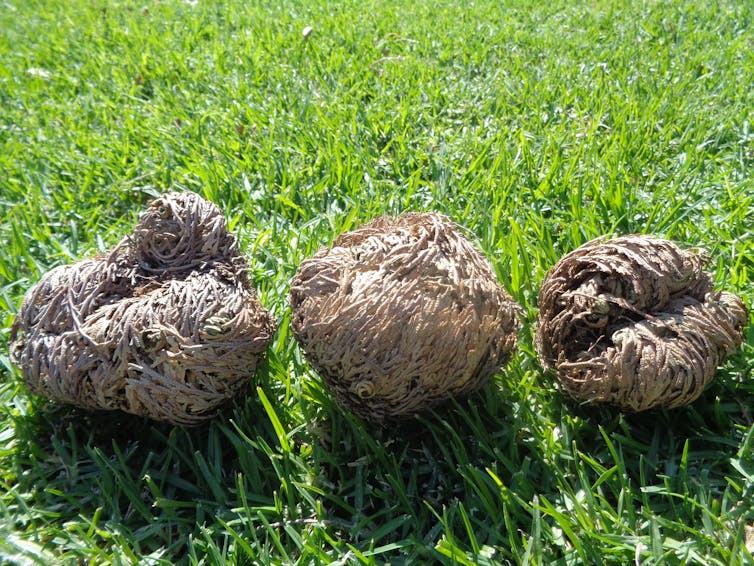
[10,191,276,426]
[536,235,748,411]
[290,212,520,422]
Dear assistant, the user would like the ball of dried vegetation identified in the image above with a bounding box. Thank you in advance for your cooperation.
[290,213,521,422]
[536,235,748,411]
[10,192,276,426]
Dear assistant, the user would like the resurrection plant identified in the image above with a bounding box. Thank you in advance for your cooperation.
[536,235,748,411]
[290,212,520,422]
[10,192,276,425]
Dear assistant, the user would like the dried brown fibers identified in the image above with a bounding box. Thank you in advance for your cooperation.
[10,191,276,425]
[290,212,520,422]
[536,235,747,411]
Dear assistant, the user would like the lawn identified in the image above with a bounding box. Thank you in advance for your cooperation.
[1,0,753,564]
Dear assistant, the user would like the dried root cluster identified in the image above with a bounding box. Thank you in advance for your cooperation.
[290,213,520,422]
[536,235,747,411]
[10,192,276,425]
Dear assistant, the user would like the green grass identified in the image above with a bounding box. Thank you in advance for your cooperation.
[1,0,753,563]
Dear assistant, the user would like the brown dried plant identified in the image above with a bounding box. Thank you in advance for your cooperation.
[10,192,276,425]
[290,212,520,422]
[536,235,748,411]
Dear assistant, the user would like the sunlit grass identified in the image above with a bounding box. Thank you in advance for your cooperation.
[1,0,753,564]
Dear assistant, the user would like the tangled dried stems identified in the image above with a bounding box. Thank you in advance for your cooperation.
[290,213,520,422]
[536,235,748,411]
[11,192,276,425]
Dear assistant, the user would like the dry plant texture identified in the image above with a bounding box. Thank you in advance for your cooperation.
[10,192,276,425]
[536,235,748,411]
[290,212,520,421]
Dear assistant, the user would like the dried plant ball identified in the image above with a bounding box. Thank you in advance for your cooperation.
[10,191,276,426]
[290,213,520,422]
[536,235,748,411]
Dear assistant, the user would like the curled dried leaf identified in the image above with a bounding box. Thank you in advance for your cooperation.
[10,191,276,426]
[290,212,520,422]
[536,235,748,411]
